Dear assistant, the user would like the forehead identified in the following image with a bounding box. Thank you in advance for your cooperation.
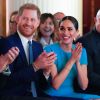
[60,20,74,27]
[21,9,38,18]
[96,10,100,19]
[54,13,64,20]
[44,17,53,22]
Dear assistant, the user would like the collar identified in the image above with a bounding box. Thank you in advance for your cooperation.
[17,30,33,44]
[40,37,53,47]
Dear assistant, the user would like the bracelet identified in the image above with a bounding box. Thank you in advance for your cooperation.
[33,62,39,71]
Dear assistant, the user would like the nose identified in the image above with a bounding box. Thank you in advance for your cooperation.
[27,21,31,26]
[26,19,32,26]
[45,23,50,28]
[63,29,69,35]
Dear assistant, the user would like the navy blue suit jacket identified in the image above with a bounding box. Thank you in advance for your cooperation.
[0,37,9,91]
[0,32,46,96]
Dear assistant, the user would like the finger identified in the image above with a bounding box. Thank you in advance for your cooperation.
[47,55,57,61]
[10,47,19,57]
[14,47,20,52]
[77,44,82,53]
[40,51,47,57]
[46,62,55,66]
[75,43,82,52]
[7,50,15,60]
[47,57,56,64]
[76,42,82,48]
[7,53,14,62]
[46,52,55,57]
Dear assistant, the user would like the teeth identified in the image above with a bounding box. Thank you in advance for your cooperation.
[44,29,50,32]
[25,27,30,30]
[64,36,69,39]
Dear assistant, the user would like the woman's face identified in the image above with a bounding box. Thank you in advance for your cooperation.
[59,19,78,45]
[39,17,54,37]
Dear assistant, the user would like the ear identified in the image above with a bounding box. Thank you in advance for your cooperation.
[37,19,40,27]
[73,30,80,41]
[94,17,97,23]
[16,15,20,24]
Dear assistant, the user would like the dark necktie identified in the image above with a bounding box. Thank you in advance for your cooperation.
[28,41,37,97]
[28,41,33,65]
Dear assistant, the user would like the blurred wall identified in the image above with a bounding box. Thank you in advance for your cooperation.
[6,0,82,36]
[0,0,6,37]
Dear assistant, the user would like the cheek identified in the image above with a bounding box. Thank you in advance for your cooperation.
[58,33,63,39]
[40,24,44,29]
[39,26,44,33]
[36,20,40,27]
[18,20,25,26]
[96,25,100,32]
[51,26,55,31]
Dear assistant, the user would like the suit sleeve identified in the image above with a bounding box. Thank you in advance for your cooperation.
[9,43,44,83]
[87,51,100,88]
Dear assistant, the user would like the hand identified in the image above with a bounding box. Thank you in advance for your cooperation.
[0,47,19,72]
[33,51,56,70]
[6,47,19,65]
[71,42,82,63]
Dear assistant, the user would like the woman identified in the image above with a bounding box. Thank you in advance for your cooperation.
[37,13,56,47]
[43,16,100,99]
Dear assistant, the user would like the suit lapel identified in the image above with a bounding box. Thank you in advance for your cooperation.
[32,41,38,61]
[13,33,28,66]
[32,41,43,62]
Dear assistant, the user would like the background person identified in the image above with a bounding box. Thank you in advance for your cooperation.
[37,13,56,47]
[53,12,65,41]
[9,11,18,35]
[75,9,100,95]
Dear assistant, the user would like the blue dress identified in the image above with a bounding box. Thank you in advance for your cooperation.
[44,43,100,99]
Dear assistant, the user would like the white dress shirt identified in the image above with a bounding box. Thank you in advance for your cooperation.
[40,37,54,48]
[17,31,33,64]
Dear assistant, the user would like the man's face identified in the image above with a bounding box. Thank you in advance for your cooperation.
[54,13,65,26]
[95,16,100,33]
[17,9,40,37]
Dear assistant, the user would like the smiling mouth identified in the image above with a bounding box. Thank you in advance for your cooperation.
[44,29,51,32]
[63,36,70,39]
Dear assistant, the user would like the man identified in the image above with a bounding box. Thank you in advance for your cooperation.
[54,12,65,24]
[1,3,56,96]
[54,12,65,41]
[9,11,18,35]
[75,9,100,95]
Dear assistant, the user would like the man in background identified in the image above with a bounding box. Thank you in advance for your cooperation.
[75,9,100,95]
[54,12,65,41]
[9,11,18,35]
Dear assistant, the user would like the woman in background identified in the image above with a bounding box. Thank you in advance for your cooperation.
[37,13,56,47]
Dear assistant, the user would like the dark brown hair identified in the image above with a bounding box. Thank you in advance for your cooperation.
[37,13,56,41]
